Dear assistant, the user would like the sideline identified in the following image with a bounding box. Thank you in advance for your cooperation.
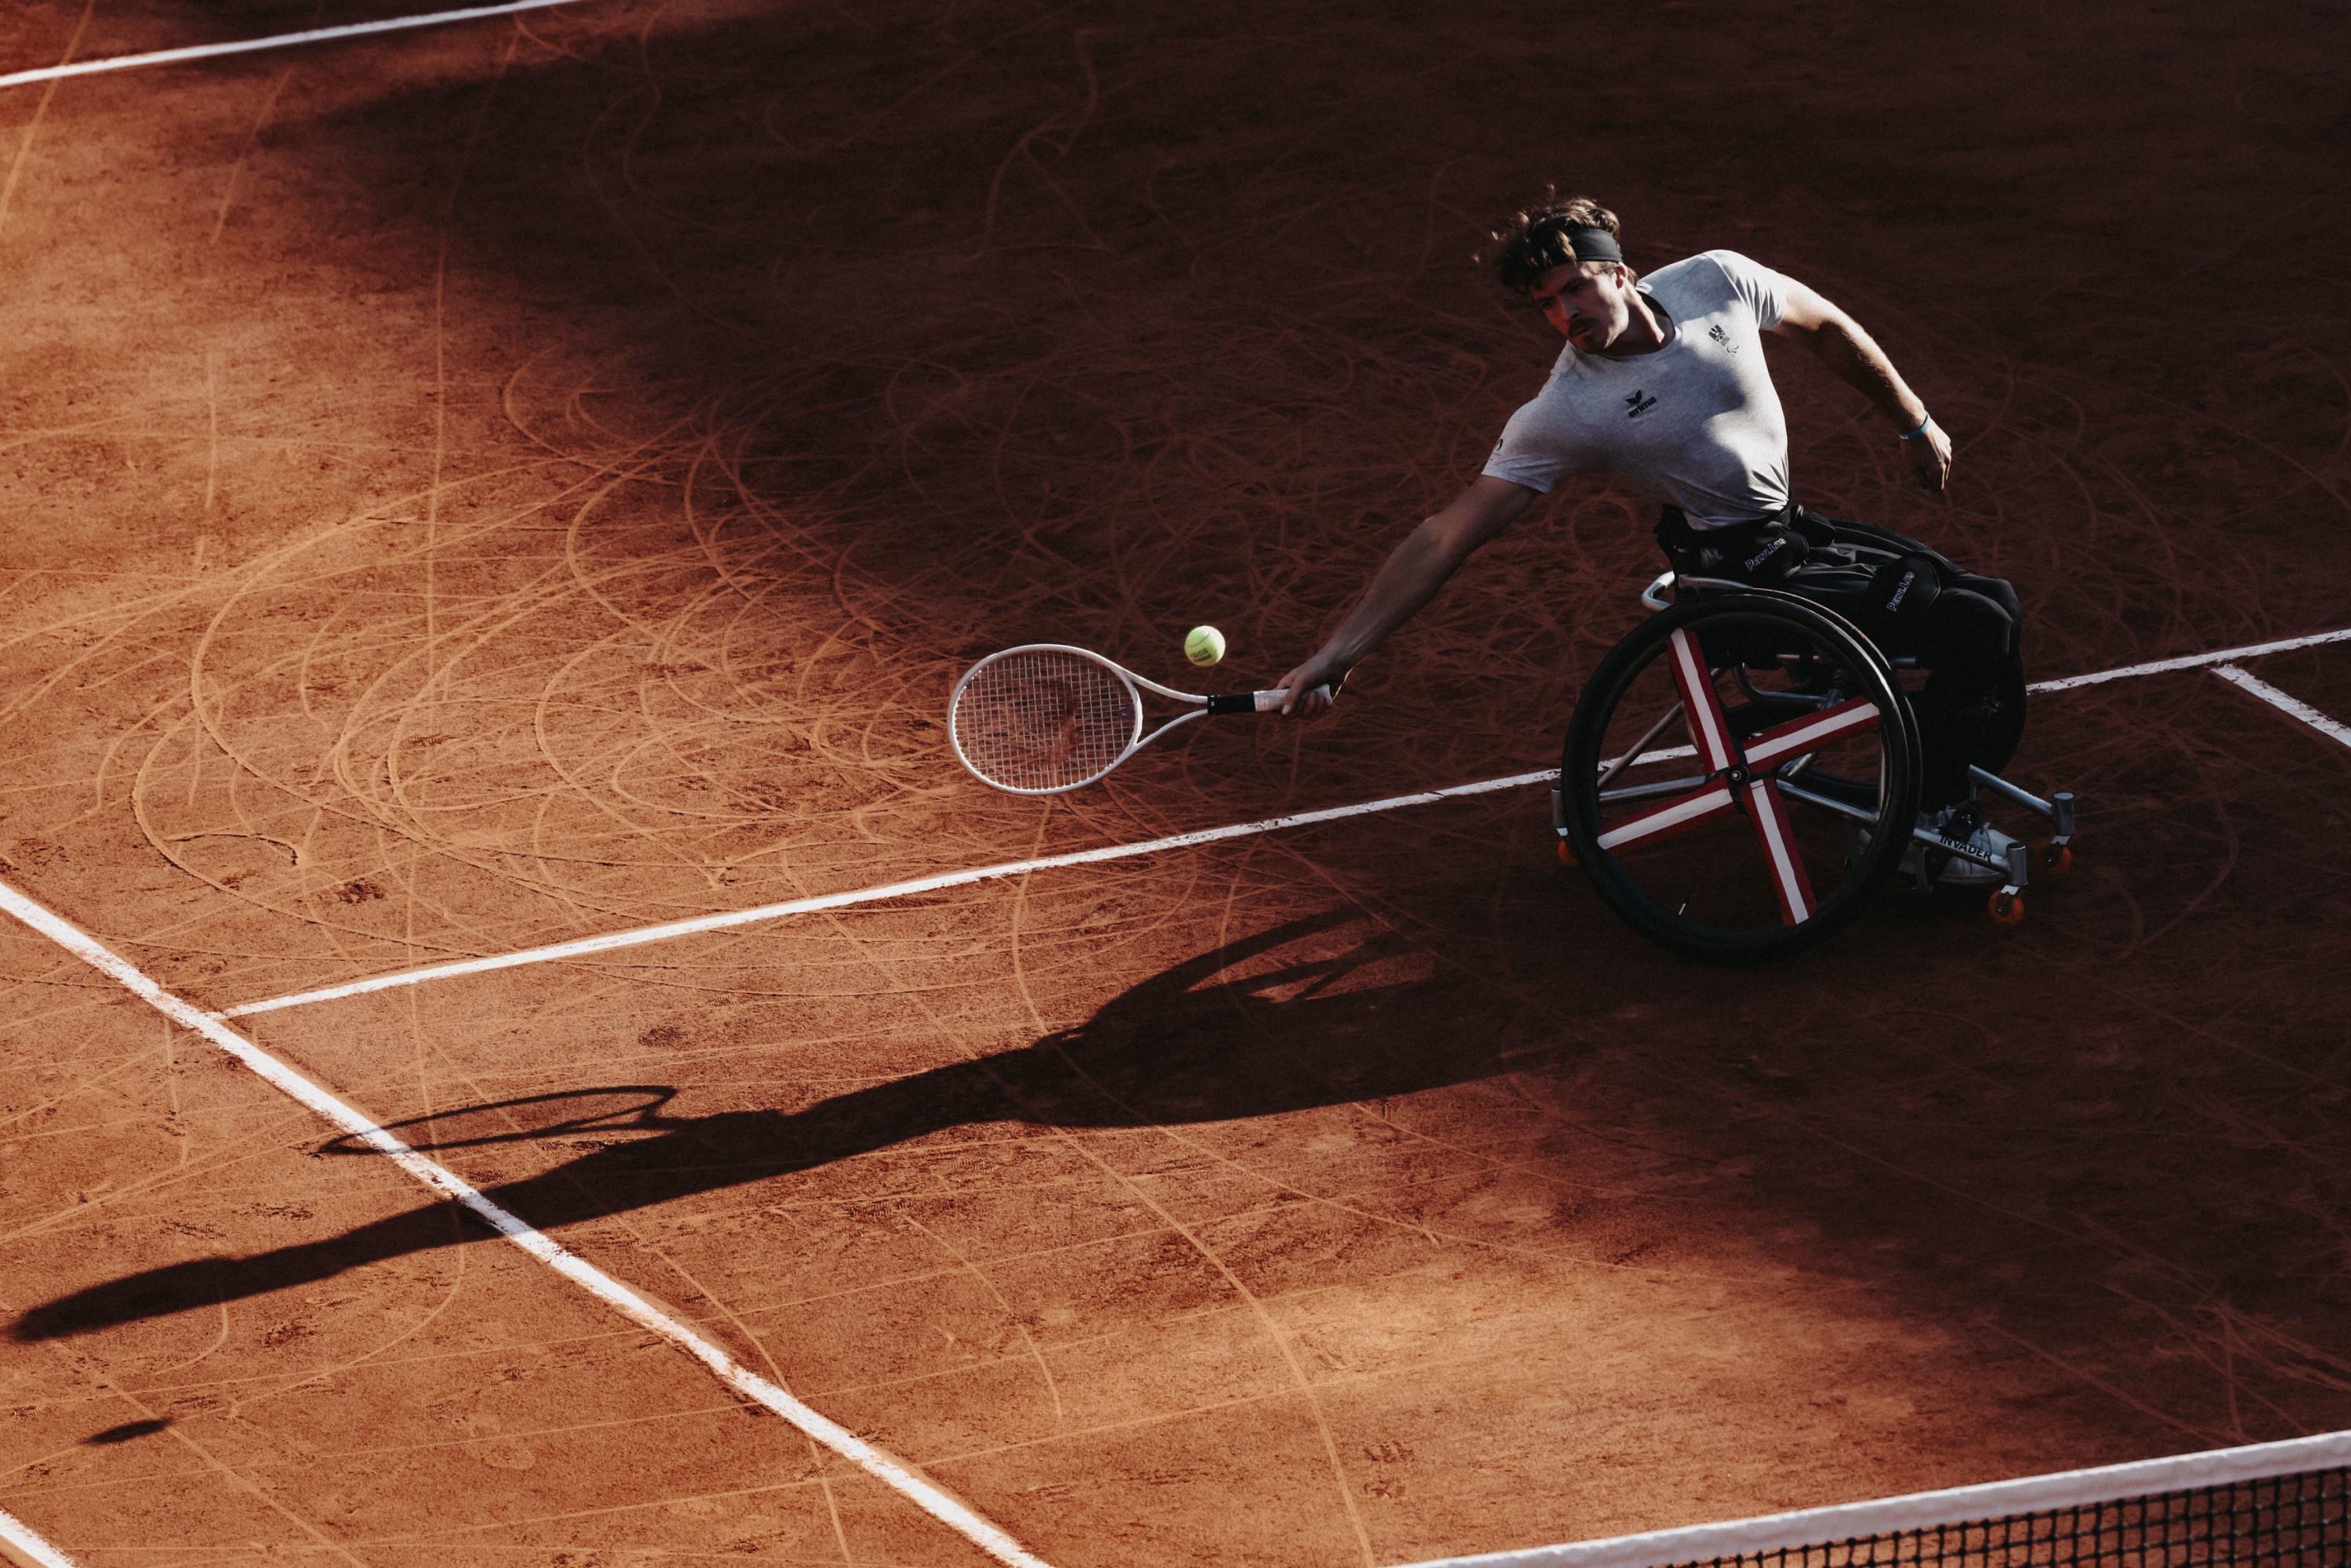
[216,621,2351,1020]
[0,878,1056,1568]
[0,1505,78,1568]
[2213,663,2351,751]
[2029,623,2351,691]
[0,0,587,91]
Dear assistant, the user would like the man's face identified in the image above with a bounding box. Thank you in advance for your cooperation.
[1529,261,1632,352]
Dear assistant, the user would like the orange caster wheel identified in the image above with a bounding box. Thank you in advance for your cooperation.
[1989,889,2025,925]
[1556,838,1578,867]
[2032,840,2072,878]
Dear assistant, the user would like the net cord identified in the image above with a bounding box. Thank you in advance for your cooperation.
[1385,1429,2351,1568]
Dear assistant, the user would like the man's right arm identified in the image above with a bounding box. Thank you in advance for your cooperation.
[1275,473,1540,717]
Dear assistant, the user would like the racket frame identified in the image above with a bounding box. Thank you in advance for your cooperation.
[947,643,1286,795]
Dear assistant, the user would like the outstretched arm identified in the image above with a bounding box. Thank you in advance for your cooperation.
[1275,474,1538,718]
[1773,279,1951,494]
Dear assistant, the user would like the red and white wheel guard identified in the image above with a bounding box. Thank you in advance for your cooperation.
[1592,631,1878,925]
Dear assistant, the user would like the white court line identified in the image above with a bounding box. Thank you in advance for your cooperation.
[217,769,1562,1017]
[0,0,587,91]
[0,878,1054,1568]
[2213,663,2351,751]
[2030,624,2351,691]
[1385,1428,2351,1567]
[0,1505,79,1568]
[214,621,2351,1021]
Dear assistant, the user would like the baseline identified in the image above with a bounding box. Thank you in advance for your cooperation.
[0,0,589,91]
[0,1506,78,1568]
[2030,624,2351,692]
[216,621,2351,1021]
[2212,664,2351,752]
[0,877,1054,1568]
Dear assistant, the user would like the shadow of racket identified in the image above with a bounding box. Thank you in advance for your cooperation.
[317,1086,681,1155]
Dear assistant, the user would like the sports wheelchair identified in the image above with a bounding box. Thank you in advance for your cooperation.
[1551,572,2077,963]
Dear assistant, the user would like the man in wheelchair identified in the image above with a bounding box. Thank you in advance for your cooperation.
[1275,194,2026,882]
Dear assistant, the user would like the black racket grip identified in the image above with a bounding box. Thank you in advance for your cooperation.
[1206,690,1284,715]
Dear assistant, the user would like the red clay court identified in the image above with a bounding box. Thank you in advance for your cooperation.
[2,2,2349,1564]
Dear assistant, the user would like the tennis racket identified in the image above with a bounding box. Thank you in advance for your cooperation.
[948,643,1316,794]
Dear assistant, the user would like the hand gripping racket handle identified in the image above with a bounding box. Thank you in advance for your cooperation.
[1204,688,1295,715]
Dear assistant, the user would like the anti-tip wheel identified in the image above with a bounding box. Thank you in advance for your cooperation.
[2033,840,2073,878]
[1556,838,1578,868]
[1989,889,2025,925]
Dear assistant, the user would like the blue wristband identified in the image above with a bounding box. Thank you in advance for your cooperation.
[1898,412,1935,440]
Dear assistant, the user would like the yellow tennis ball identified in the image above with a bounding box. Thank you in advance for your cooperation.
[1183,625,1226,667]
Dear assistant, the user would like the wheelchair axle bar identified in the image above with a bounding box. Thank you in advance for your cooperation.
[1775,778,1882,827]
[1967,767,2077,842]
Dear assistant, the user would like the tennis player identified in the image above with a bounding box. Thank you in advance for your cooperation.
[1274,194,2026,878]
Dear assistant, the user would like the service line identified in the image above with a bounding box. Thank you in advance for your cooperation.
[215,621,2351,1021]
[0,1505,79,1568]
[2212,663,2351,751]
[0,0,587,91]
[0,878,1055,1568]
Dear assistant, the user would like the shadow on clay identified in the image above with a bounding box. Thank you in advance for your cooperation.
[13,913,1559,1342]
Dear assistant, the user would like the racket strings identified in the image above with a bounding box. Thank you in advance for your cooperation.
[952,649,1140,791]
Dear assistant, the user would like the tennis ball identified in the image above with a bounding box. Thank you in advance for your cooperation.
[1183,625,1226,667]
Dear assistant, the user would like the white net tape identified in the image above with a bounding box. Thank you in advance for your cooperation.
[952,649,1141,791]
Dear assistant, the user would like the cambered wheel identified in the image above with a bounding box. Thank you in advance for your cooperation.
[1559,589,1922,963]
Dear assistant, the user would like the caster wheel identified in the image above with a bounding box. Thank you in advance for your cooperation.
[1989,889,2025,925]
[2033,840,2072,877]
[1556,838,1578,868]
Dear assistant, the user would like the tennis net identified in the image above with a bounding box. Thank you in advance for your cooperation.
[1392,1430,2350,1568]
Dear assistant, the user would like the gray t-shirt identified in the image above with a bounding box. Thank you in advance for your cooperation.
[1481,249,1795,528]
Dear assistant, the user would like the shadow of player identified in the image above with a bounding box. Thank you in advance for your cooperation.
[14,914,1552,1342]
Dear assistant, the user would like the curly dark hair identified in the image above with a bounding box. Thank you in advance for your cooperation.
[1482,193,1628,295]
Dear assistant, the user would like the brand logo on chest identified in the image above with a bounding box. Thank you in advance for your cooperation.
[1625,389,1658,419]
[1708,323,1737,353]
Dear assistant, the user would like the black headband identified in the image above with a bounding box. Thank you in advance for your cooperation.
[1562,223,1623,264]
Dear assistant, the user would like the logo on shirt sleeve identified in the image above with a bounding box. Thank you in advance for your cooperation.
[1624,389,1658,419]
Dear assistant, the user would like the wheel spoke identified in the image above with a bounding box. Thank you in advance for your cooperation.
[1666,628,1738,773]
[1741,779,1817,923]
[1743,697,1881,772]
[1596,780,1738,852]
